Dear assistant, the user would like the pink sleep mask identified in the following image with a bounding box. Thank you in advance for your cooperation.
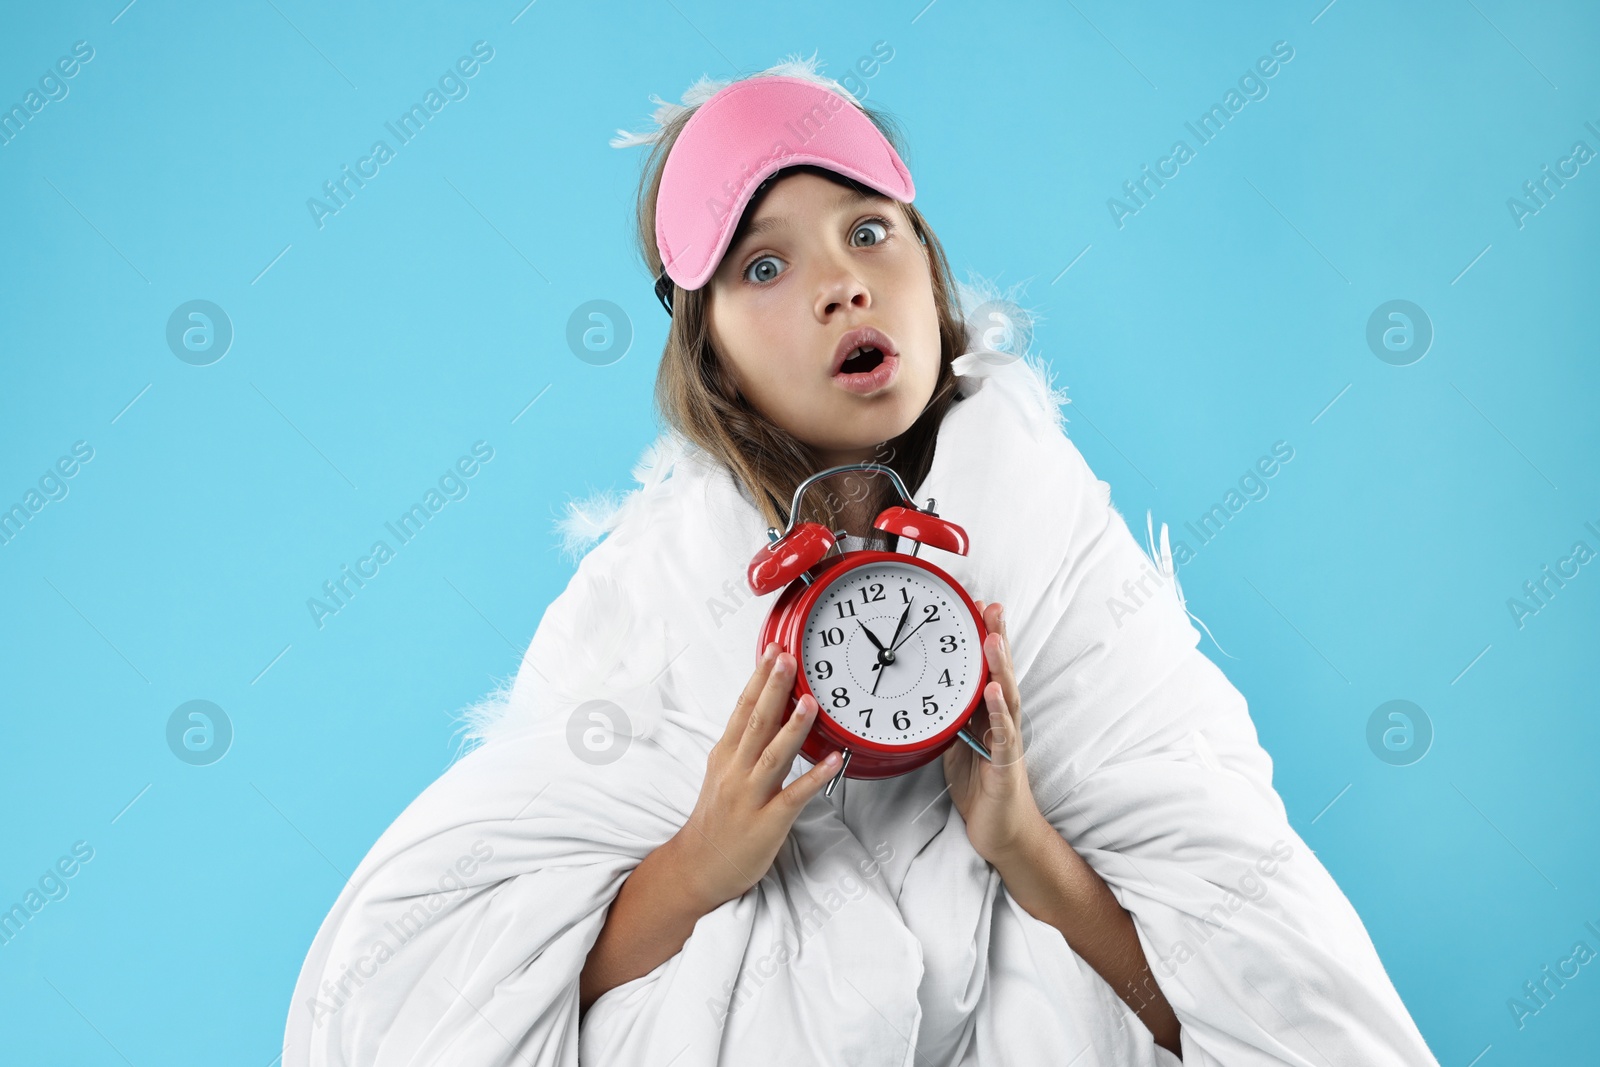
[653,75,916,310]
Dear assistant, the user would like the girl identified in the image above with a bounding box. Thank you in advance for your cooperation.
[580,65,1185,1056]
[284,54,1441,1067]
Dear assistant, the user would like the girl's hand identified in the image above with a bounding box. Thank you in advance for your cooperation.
[673,644,843,910]
[943,600,1049,866]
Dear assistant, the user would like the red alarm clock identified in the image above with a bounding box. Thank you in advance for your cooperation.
[747,463,993,795]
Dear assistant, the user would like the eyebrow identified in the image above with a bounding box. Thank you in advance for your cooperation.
[731,186,890,250]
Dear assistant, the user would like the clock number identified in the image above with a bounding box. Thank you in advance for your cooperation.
[899,585,912,603]
[860,582,886,604]
[922,695,938,715]
[821,626,844,647]
[815,659,833,680]
[830,686,850,709]
[858,707,873,729]
[939,634,957,653]
[937,669,953,687]
[892,709,909,731]
[922,603,940,622]
[835,599,857,620]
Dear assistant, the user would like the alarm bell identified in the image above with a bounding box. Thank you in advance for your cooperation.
[746,464,970,597]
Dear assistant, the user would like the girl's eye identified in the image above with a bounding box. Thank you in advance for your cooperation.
[744,255,784,285]
[852,217,891,247]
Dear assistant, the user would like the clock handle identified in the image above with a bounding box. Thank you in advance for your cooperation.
[766,463,919,548]
[824,748,852,797]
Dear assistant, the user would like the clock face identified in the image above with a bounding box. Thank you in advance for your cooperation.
[799,560,980,747]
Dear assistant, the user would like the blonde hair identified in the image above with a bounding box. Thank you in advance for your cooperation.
[619,73,968,537]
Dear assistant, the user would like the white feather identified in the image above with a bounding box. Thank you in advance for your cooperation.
[1141,508,1236,659]
[552,431,694,564]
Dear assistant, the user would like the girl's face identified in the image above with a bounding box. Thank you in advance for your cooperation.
[705,171,942,468]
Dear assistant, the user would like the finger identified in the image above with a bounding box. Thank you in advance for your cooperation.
[988,604,1023,723]
[753,691,819,794]
[724,643,779,747]
[984,631,1012,708]
[982,681,1023,770]
[775,747,844,813]
[735,649,798,767]
[987,644,1025,755]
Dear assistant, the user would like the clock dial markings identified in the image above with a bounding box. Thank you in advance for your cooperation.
[800,561,977,747]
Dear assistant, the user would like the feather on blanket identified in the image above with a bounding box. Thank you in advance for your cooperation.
[283,346,1439,1066]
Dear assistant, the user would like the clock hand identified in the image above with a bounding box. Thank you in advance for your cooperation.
[873,600,915,696]
[859,620,895,696]
[857,620,888,653]
[889,613,932,654]
[887,598,913,651]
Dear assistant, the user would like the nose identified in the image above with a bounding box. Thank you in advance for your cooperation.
[813,256,872,320]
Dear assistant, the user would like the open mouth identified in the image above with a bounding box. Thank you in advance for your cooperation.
[828,327,900,394]
[836,346,887,376]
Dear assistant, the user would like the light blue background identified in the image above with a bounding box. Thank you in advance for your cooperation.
[2,1,1596,1063]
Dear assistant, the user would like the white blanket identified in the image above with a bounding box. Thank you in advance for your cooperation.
[283,331,1441,1066]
